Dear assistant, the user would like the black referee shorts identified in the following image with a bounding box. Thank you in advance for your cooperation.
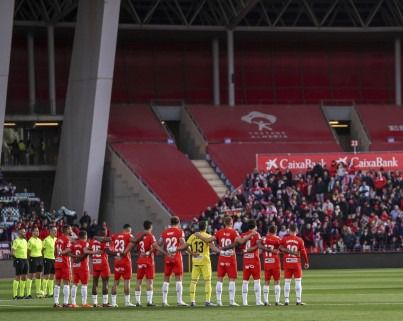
[29,257,44,274]
[14,258,28,276]
[43,258,55,275]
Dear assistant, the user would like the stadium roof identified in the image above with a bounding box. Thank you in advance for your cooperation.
[13,0,403,32]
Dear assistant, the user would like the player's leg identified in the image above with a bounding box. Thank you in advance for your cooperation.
[26,273,33,299]
[283,269,292,305]
[18,260,28,298]
[35,268,43,297]
[92,273,100,307]
[145,264,155,306]
[13,260,21,299]
[80,271,90,307]
[53,269,62,307]
[202,264,213,306]
[263,268,270,306]
[135,275,144,306]
[111,266,121,307]
[102,275,112,307]
[71,272,79,307]
[174,265,186,305]
[273,269,281,305]
[123,264,134,307]
[162,264,171,306]
[252,266,263,305]
[190,265,201,305]
[62,271,71,306]
[215,262,225,306]
[47,261,55,297]
[294,269,303,305]
[228,261,238,306]
[242,265,251,306]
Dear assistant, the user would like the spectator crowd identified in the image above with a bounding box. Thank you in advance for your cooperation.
[189,161,403,253]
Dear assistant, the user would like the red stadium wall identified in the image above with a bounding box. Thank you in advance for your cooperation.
[5,35,400,113]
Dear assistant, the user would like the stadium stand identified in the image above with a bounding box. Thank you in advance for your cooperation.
[108,105,169,143]
[356,105,403,151]
[187,104,339,143]
[207,143,343,188]
[110,142,217,220]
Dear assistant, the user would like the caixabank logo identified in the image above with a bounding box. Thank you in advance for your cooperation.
[241,111,288,140]
[256,152,402,173]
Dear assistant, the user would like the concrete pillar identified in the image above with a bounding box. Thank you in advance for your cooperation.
[227,30,235,107]
[395,38,401,106]
[47,25,56,114]
[0,0,15,159]
[27,32,36,114]
[212,38,220,106]
[52,0,121,220]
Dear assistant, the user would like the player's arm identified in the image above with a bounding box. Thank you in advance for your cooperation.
[105,247,121,257]
[27,240,31,259]
[123,242,135,257]
[300,242,309,269]
[130,232,146,244]
[194,232,215,244]
[151,241,168,256]
[208,242,221,254]
[235,231,257,245]
[176,237,189,251]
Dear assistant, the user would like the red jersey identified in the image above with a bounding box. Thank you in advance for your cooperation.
[111,232,133,263]
[136,232,156,265]
[89,239,110,270]
[71,239,89,272]
[261,234,281,268]
[160,227,184,263]
[281,234,309,269]
[215,228,239,262]
[240,230,261,263]
[55,235,71,269]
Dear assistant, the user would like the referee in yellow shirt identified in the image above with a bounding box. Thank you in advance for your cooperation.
[186,221,220,307]
[27,227,44,298]
[12,227,28,299]
[42,226,57,298]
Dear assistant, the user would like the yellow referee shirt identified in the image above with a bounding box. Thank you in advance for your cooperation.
[187,231,211,266]
[27,236,43,258]
[12,237,28,259]
[42,235,56,260]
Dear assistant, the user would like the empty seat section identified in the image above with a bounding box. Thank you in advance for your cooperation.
[111,143,218,220]
[187,105,337,143]
[356,105,403,150]
[108,105,168,143]
[208,143,342,187]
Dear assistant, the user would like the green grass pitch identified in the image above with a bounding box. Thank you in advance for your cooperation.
[0,269,402,321]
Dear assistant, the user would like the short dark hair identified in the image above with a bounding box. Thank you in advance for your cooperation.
[199,221,207,231]
[248,219,256,230]
[268,225,277,234]
[223,216,232,226]
[289,223,297,233]
[143,220,152,230]
[79,230,87,239]
[123,223,131,230]
[62,225,71,232]
[170,216,180,226]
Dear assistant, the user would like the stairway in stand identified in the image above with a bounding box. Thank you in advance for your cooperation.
[191,160,228,198]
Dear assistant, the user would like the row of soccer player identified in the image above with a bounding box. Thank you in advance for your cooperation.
[11,215,309,307]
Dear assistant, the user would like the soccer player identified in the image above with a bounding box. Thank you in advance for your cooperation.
[11,227,28,299]
[280,223,309,305]
[42,226,57,298]
[54,225,72,308]
[257,225,282,306]
[159,216,189,306]
[196,216,256,306]
[187,220,220,307]
[124,220,166,306]
[240,219,263,306]
[71,230,92,308]
[89,227,117,308]
[110,224,138,307]
[26,226,44,299]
